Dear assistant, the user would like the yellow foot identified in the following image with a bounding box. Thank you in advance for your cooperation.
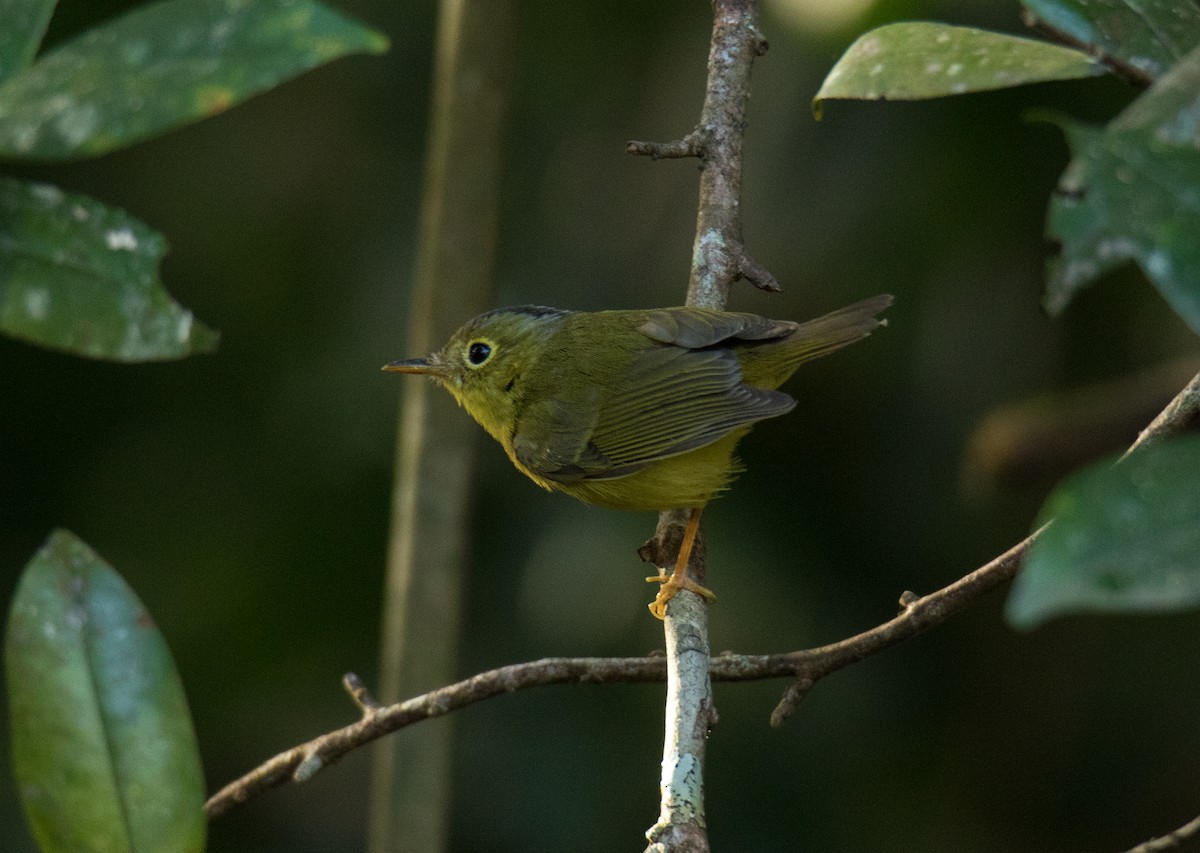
[645,574,717,620]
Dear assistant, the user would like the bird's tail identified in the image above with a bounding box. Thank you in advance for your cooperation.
[741,294,893,388]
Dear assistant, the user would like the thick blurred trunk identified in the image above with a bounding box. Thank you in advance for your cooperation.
[369,1,515,850]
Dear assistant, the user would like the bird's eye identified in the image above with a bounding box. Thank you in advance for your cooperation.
[467,341,492,366]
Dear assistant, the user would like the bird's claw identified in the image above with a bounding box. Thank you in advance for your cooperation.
[645,574,717,620]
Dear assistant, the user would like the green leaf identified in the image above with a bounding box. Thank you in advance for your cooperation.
[1021,0,1200,81]
[1043,42,1200,334]
[0,177,219,360]
[1007,435,1200,629]
[6,530,206,852]
[0,0,389,160]
[0,0,56,84]
[814,22,1104,117]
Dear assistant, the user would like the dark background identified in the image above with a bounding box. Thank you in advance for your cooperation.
[4,0,1199,850]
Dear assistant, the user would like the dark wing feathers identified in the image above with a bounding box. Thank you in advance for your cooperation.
[637,308,794,349]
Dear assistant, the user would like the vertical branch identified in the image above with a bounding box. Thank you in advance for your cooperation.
[644,510,716,853]
[633,2,769,850]
[686,1,774,308]
[369,0,515,851]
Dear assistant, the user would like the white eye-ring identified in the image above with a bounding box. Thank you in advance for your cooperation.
[467,341,492,366]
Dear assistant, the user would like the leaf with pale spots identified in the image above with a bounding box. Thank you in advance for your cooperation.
[1007,435,1200,629]
[1021,0,1200,81]
[5,530,206,852]
[0,0,56,85]
[0,0,389,160]
[0,176,219,360]
[813,22,1104,117]
[1042,42,1200,334]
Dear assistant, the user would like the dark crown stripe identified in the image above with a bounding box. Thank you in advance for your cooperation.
[479,305,571,321]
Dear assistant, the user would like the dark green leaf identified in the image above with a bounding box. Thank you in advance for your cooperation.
[0,177,219,360]
[6,530,205,852]
[814,22,1104,117]
[0,0,56,84]
[1043,42,1200,334]
[0,0,389,160]
[1007,435,1200,629]
[1022,0,1200,80]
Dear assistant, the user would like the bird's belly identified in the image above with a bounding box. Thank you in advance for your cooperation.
[551,430,748,511]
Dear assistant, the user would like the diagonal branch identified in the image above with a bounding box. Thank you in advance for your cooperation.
[1123,813,1200,853]
[1123,370,1200,458]
[204,532,1026,819]
[765,532,1035,723]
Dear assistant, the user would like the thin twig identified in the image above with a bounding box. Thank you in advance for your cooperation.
[1020,10,1155,88]
[343,673,382,715]
[765,532,1036,724]
[626,132,704,160]
[1123,814,1200,853]
[204,533,1029,818]
[1123,370,1200,458]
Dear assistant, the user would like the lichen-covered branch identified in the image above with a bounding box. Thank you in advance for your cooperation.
[644,510,716,852]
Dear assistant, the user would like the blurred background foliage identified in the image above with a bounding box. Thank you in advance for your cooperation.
[3,0,1200,850]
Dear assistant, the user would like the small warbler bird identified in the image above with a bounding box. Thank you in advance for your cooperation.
[385,294,891,618]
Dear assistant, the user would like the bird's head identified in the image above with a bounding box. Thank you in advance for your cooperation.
[383,305,570,440]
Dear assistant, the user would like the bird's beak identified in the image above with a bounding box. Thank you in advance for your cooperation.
[381,356,450,377]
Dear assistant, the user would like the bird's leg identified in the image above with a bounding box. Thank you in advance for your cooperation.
[646,507,716,620]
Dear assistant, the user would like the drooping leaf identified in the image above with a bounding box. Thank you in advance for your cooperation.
[814,22,1104,117]
[0,0,56,84]
[0,0,389,160]
[0,176,219,360]
[1007,435,1200,629]
[1021,0,1200,81]
[6,530,205,852]
[1043,41,1200,334]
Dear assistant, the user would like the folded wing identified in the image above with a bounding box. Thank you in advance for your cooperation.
[512,313,795,482]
